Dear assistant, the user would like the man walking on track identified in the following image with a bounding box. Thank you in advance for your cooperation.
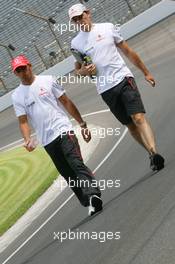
[69,3,165,171]
[11,55,102,216]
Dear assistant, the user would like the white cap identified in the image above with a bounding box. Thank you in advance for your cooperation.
[68,3,87,20]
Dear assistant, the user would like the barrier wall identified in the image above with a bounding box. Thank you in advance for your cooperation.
[0,0,175,112]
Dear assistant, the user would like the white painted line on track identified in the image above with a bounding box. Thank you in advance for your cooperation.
[1,109,128,264]
[0,109,110,152]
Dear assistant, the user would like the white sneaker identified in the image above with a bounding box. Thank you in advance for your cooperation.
[88,195,103,216]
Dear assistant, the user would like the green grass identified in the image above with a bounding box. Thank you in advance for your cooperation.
[0,146,58,236]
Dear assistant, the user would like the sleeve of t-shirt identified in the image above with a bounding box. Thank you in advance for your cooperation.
[111,24,124,44]
[12,93,26,117]
[51,76,66,99]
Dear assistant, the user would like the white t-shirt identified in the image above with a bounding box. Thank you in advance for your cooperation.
[12,75,73,146]
[71,23,134,94]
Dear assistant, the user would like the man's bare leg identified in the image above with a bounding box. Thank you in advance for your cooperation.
[127,122,148,151]
[126,113,164,170]
[129,113,156,155]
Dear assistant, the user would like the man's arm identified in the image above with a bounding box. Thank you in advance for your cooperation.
[58,94,85,125]
[58,94,91,142]
[18,115,35,151]
[117,41,155,87]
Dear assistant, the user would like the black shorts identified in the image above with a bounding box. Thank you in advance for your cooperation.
[101,77,146,125]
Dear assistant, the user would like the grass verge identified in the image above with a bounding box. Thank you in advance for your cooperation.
[0,146,58,236]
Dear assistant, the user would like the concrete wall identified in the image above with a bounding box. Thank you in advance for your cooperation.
[0,0,175,112]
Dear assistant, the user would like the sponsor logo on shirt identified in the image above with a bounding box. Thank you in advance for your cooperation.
[85,46,94,54]
[39,88,49,96]
[96,34,105,42]
[25,98,35,107]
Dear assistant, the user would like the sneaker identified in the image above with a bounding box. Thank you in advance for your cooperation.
[150,153,165,171]
[88,195,103,216]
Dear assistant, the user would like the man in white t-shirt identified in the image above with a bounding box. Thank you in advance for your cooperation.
[68,3,165,171]
[11,55,102,216]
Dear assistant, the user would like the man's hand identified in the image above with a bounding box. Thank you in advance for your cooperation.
[24,138,36,152]
[81,127,91,143]
[85,64,97,75]
[145,73,156,87]
[77,63,97,76]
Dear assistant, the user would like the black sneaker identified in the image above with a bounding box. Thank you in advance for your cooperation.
[88,195,103,216]
[150,153,165,171]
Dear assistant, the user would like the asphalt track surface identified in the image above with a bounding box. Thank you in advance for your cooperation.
[0,17,175,264]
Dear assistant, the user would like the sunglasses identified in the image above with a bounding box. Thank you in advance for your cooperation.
[15,66,27,73]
